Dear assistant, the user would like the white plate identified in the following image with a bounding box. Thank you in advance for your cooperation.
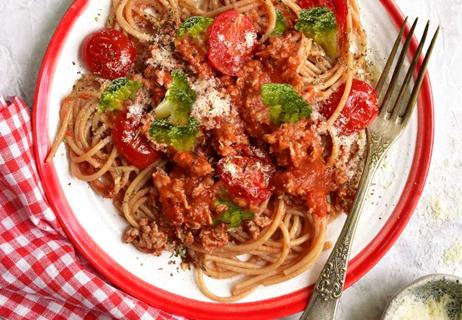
[33,1,434,319]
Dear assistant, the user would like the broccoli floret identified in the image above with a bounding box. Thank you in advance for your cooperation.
[261,83,312,125]
[99,78,141,112]
[272,10,287,36]
[214,199,254,228]
[177,16,214,39]
[152,70,200,150]
[155,70,197,125]
[295,7,339,58]
[150,117,200,151]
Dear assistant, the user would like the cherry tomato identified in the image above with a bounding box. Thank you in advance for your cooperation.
[299,0,334,10]
[207,10,257,76]
[112,108,161,169]
[81,29,136,80]
[298,0,348,32]
[319,79,379,135]
[217,155,274,204]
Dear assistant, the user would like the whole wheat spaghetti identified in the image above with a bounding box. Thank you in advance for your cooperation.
[48,0,378,302]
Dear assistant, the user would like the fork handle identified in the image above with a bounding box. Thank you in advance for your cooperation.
[300,139,385,320]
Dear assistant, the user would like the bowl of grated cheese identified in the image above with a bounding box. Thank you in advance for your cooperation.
[382,274,462,320]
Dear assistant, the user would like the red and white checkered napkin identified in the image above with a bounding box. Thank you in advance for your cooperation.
[0,97,177,320]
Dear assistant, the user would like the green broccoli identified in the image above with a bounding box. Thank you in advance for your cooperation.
[99,78,141,112]
[177,16,214,39]
[272,10,287,36]
[151,70,200,151]
[214,199,254,228]
[295,7,339,58]
[261,83,312,125]
[155,70,197,125]
[149,117,200,151]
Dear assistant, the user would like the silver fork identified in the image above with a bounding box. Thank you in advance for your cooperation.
[299,18,440,320]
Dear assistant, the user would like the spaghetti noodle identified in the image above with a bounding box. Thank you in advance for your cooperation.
[47,0,378,302]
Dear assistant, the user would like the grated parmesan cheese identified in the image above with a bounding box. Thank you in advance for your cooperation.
[233,31,257,53]
[191,77,232,129]
[244,31,257,48]
[217,33,233,48]
[121,129,135,144]
[392,294,457,320]
[333,128,367,180]
[127,104,144,120]
[337,129,361,149]
[147,45,178,71]
[143,7,159,18]
[223,161,239,177]
[120,51,131,68]
[146,35,233,129]
[310,103,322,122]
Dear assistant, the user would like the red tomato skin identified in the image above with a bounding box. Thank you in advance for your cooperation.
[333,0,348,32]
[81,29,136,80]
[217,154,274,204]
[299,0,335,10]
[320,79,379,135]
[112,109,161,169]
[207,10,257,76]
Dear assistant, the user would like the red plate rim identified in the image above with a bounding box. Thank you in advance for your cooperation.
[32,1,434,319]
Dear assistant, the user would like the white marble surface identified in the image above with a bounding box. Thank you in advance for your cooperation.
[0,1,461,319]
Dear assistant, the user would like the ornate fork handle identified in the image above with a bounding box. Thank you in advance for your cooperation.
[299,15,439,320]
[299,132,392,320]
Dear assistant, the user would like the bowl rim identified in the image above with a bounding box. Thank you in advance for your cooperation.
[32,1,435,319]
[382,274,462,320]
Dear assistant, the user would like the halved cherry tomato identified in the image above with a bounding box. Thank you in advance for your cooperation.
[112,108,161,169]
[217,155,274,204]
[298,0,348,32]
[299,0,335,10]
[81,29,136,80]
[319,79,379,135]
[207,10,257,76]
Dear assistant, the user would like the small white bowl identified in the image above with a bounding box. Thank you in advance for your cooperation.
[382,274,462,320]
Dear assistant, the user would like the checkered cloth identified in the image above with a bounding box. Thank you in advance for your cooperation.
[0,97,176,320]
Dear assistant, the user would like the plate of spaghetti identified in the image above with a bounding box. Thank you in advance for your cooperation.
[33,0,434,319]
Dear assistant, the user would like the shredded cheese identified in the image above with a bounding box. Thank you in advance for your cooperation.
[223,161,239,177]
[146,35,233,129]
[244,31,257,48]
[143,7,159,18]
[335,129,366,179]
[147,45,178,71]
[217,33,232,48]
[127,104,144,120]
[392,294,456,320]
[191,77,232,129]
[120,51,131,67]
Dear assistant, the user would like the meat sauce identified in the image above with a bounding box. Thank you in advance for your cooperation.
[265,119,333,217]
[231,33,305,138]
[123,12,362,252]
[229,34,339,218]
[175,36,214,78]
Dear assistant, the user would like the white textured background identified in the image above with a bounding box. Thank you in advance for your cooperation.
[0,1,461,319]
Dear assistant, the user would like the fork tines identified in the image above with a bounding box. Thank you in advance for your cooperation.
[375,18,440,125]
